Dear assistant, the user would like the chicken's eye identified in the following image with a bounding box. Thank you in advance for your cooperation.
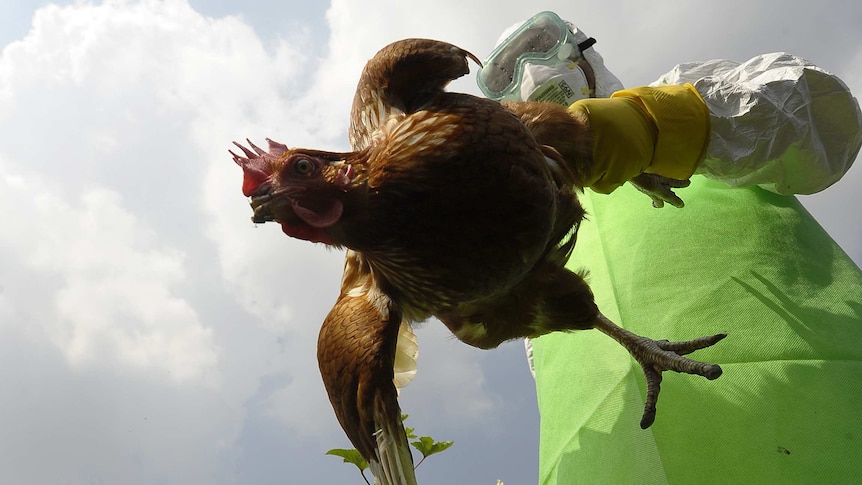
[292,158,316,176]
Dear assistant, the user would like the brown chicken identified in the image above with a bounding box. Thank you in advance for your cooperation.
[231,38,725,485]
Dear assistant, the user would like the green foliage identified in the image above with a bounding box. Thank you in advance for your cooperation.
[325,414,453,483]
[410,435,454,465]
[325,448,368,471]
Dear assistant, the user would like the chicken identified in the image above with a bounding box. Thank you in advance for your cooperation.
[231,38,725,485]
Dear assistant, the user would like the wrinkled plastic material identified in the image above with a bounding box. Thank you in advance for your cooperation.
[653,53,862,194]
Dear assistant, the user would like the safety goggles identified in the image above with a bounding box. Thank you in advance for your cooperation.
[477,11,596,101]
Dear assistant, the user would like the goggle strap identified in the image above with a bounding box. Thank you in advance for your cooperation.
[577,37,597,52]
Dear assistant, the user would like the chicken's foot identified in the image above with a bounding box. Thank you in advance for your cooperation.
[594,313,726,429]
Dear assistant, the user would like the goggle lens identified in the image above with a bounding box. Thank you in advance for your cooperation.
[478,11,594,101]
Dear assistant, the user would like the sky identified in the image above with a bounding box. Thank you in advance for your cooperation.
[0,1,860,484]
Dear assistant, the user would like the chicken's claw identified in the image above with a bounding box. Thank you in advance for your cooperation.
[593,313,725,429]
[637,333,725,428]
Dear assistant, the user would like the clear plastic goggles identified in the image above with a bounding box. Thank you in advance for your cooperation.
[477,11,596,101]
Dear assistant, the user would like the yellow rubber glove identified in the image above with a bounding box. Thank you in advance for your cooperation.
[568,84,711,193]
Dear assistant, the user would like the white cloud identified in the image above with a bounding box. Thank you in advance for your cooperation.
[1,2,509,482]
[0,1,298,482]
[0,159,218,383]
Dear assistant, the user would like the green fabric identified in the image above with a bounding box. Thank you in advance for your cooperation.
[532,175,862,484]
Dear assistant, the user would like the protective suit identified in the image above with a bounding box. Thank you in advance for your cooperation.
[655,53,862,194]
[478,11,862,196]
[481,11,862,485]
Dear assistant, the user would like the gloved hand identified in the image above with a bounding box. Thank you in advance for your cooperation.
[630,173,691,208]
[568,85,711,206]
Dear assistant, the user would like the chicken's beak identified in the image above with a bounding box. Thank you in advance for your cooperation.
[247,185,301,225]
[249,193,275,224]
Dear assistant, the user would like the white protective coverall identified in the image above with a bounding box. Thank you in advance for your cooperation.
[653,53,862,194]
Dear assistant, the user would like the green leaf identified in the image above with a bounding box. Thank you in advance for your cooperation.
[326,448,368,472]
[404,426,417,440]
[410,436,454,458]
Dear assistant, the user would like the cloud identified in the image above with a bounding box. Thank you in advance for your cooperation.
[0,169,218,384]
[0,1,323,481]
[0,1,512,482]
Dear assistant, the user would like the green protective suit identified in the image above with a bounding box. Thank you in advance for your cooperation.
[531,177,862,484]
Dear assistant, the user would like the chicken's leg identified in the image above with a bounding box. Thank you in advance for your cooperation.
[593,313,726,429]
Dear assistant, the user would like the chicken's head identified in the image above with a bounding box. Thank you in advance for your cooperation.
[230,138,360,245]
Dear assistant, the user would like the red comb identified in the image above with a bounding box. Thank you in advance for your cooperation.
[230,138,288,196]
